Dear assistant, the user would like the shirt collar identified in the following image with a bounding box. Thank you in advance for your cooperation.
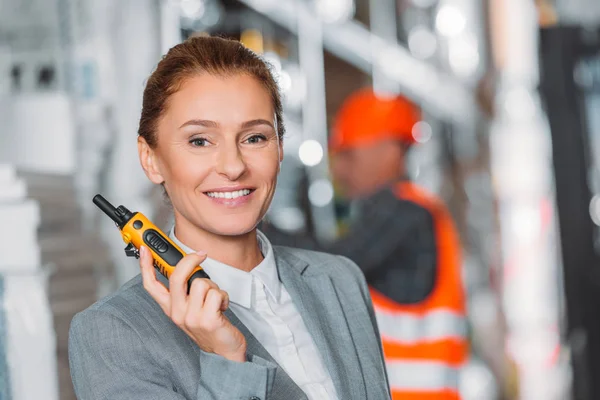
[168,228,281,308]
[253,230,281,302]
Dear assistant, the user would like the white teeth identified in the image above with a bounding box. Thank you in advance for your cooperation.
[207,189,251,199]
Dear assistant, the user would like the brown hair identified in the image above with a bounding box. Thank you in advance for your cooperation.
[138,36,285,147]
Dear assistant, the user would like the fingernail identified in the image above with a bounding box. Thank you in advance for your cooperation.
[196,250,207,257]
[140,246,146,257]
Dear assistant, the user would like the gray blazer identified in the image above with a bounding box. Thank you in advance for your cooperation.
[69,246,391,399]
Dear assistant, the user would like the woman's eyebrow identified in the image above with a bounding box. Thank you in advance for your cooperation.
[179,119,274,130]
[179,119,219,129]
[241,119,275,130]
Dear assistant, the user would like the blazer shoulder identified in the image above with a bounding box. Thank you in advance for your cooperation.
[273,245,366,285]
[71,274,164,335]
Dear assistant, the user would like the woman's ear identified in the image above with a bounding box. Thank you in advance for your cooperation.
[278,138,284,170]
[138,137,165,185]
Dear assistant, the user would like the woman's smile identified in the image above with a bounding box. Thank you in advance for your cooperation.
[203,186,256,207]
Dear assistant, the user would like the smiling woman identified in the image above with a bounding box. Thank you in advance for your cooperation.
[67,36,391,400]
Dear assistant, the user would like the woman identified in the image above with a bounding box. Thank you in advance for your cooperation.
[68,36,390,400]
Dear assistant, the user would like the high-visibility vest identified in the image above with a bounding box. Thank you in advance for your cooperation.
[371,181,467,400]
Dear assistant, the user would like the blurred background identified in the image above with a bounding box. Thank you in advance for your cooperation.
[1,0,600,399]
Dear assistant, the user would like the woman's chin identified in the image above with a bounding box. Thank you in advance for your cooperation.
[206,217,259,237]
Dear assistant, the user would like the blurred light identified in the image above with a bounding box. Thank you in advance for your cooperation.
[270,207,305,232]
[180,0,205,18]
[448,36,480,77]
[504,88,536,120]
[435,4,466,37]
[240,29,264,54]
[282,65,307,110]
[299,140,324,166]
[590,195,600,226]
[308,179,334,207]
[315,0,355,24]
[408,26,437,59]
[278,70,292,93]
[411,121,433,143]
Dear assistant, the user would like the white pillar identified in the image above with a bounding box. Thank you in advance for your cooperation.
[369,0,400,94]
[0,164,58,400]
[296,1,338,241]
[489,0,570,398]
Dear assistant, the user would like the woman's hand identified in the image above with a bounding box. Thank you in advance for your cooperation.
[139,245,247,362]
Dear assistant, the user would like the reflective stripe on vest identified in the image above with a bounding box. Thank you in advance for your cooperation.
[375,308,466,344]
[386,360,460,392]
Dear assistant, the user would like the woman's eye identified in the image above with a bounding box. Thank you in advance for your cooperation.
[245,134,266,144]
[190,138,208,147]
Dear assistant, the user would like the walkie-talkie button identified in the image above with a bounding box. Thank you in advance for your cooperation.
[133,220,143,229]
[155,241,168,253]
[144,231,169,253]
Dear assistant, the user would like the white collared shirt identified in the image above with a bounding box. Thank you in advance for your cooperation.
[170,229,338,400]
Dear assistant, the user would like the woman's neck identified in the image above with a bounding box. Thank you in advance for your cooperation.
[172,218,264,273]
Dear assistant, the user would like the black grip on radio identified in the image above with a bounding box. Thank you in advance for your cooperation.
[143,229,184,266]
[186,269,211,294]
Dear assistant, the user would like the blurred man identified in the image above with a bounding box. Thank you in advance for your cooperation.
[265,88,467,399]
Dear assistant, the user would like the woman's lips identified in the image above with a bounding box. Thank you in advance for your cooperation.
[203,188,255,207]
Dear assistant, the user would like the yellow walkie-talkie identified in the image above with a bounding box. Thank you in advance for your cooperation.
[93,194,209,292]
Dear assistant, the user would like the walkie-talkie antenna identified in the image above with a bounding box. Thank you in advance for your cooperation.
[93,194,124,226]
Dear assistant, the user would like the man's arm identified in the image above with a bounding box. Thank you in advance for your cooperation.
[323,189,434,274]
[68,309,277,400]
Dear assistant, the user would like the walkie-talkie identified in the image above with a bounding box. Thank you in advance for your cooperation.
[93,194,209,293]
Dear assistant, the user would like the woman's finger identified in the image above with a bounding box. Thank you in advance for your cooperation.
[185,278,215,328]
[187,278,213,310]
[203,288,227,315]
[219,290,229,312]
[139,245,170,313]
[169,251,208,324]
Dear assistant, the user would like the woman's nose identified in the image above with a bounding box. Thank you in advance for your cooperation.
[215,143,247,181]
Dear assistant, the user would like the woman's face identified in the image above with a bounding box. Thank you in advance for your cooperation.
[139,73,283,237]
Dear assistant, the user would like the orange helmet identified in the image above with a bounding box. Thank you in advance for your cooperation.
[330,88,421,153]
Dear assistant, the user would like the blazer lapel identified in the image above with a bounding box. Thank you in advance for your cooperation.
[223,309,307,400]
[223,309,275,364]
[274,248,367,400]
